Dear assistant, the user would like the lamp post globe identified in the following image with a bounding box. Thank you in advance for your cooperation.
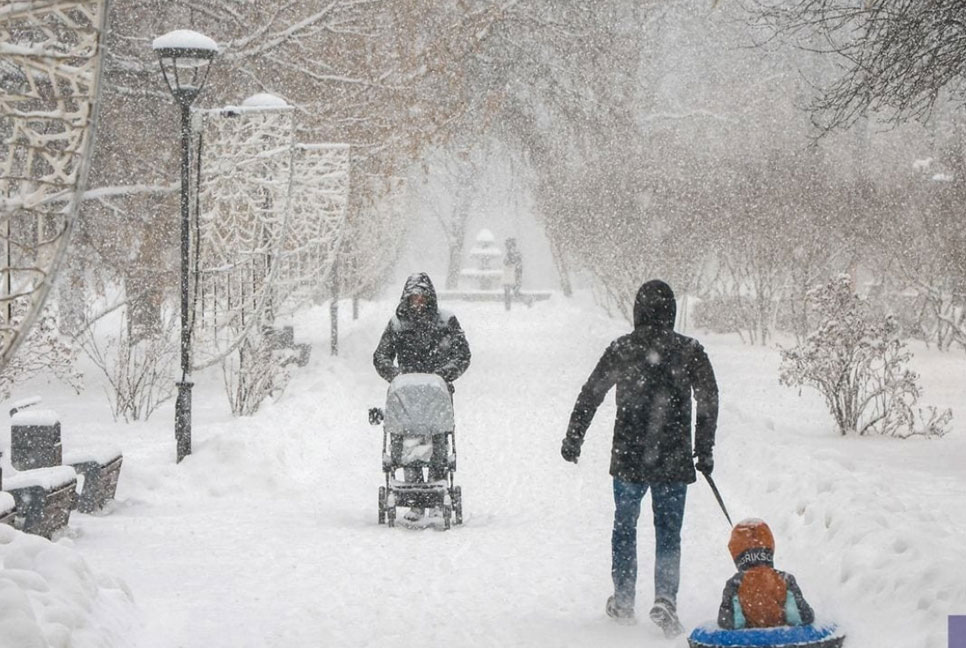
[152,30,218,463]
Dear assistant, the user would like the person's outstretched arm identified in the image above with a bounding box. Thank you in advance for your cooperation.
[689,341,719,463]
[562,343,620,461]
[373,321,400,382]
[435,315,471,383]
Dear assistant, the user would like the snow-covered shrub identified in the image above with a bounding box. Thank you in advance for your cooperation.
[0,304,83,400]
[865,281,966,351]
[910,286,965,352]
[779,275,951,438]
[693,295,757,341]
[221,332,293,417]
[81,308,177,422]
[864,288,927,343]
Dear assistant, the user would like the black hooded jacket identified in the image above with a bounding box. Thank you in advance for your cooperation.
[373,273,471,386]
[564,280,718,483]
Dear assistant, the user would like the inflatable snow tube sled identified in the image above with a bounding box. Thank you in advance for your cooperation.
[688,623,845,648]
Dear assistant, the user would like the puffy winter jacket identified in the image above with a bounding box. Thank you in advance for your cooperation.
[718,517,815,629]
[373,273,471,388]
[718,568,815,629]
[564,279,718,483]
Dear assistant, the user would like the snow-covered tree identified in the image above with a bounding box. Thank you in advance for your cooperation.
[410,145,480,290]
[868,163,966,352]
[744,0,966,130]
[63,0,962,361]
[0,305,83,401]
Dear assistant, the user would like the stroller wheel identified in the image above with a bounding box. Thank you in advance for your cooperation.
[453,486,463,525]
[442,504,452,530]
[378,486,387,525]
[386,504,396,528]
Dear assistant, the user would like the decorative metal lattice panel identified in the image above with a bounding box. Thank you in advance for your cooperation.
[276,143,350,311]
[193,105,294,369]
[0,0,109,368]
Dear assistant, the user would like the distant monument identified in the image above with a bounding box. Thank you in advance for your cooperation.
[435,228,551,304]
[459,229,503,290]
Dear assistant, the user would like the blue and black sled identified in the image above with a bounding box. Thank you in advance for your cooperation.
[688,623,845,648]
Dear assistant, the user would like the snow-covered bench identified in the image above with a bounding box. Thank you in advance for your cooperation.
[264,324,311,367]
[4,466,78,538]
[6,397,123,526]
[64,447,123,513]
[0,491,15,527]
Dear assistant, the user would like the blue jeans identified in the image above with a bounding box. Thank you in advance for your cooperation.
[612,478,687,612]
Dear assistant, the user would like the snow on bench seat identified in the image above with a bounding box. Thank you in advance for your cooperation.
[64,446,123,467]
[4,465,77,491]
[4,466,77,539]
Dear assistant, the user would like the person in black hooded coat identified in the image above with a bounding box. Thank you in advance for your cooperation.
[373,272,471,520]
[373,272,471,388]
[560,279,718,635]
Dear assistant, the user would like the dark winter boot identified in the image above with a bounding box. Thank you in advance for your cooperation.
[649,598,684,638]
[605,595,636,625]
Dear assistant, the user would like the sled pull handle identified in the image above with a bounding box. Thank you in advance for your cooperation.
[704,473,733,527]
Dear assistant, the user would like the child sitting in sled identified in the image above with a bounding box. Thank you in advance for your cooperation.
[718,518,815,629]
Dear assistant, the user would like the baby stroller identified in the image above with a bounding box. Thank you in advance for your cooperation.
[370,373,463,529]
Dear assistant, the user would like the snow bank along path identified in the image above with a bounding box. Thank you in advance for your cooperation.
[53,295,966,647]
[0,524,134,647]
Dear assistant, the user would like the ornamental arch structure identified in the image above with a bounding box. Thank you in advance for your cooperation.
[0,0,110,369]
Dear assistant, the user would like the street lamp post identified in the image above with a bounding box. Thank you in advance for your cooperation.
[152,30,218,463]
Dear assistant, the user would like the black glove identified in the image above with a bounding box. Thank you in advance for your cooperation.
[368,407,384,426]
[694,452,713,475]
[561,438,581,464]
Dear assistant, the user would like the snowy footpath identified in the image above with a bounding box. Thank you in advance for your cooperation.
[2,293,965,648]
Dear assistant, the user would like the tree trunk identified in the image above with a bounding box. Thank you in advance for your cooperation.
[445,224,465,290]
[549,236,573,297]
[56,256,87,337]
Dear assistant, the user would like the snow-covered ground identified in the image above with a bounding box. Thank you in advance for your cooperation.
[1,292,964,648]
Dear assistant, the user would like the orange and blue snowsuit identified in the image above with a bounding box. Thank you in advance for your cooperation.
[718,519,815,629]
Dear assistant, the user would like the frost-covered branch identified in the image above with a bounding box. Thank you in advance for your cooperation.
[743,0,966,129]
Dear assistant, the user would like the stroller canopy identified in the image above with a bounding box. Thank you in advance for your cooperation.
[384,373,454,437]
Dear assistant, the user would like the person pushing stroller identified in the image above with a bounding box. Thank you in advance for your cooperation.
[373,272,471,521]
